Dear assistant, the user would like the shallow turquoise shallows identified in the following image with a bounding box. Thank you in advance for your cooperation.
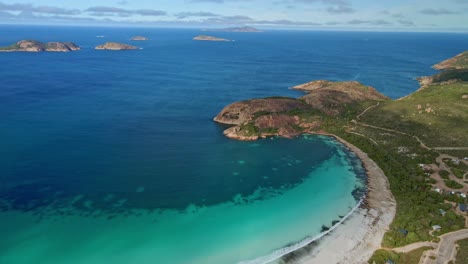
[1,26,468,263]
[0,136,365,264]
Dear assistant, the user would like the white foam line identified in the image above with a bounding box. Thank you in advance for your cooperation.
[237,197,364,264]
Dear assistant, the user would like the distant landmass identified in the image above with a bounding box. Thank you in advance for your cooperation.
[95,42,138,50]
[131,36,149,41]
[202,26,263,32]
[0,40,80,52]
[193,35,231,42]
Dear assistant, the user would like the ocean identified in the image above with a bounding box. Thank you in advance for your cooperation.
[1,25,467,263]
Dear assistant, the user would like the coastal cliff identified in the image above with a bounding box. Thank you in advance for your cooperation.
[0,40,80,52]
[214,81,389,140]
[95,42,138,50]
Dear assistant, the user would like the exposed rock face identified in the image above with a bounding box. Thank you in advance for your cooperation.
[95,42,138,50]
[433,51,468,70]
[0,40,80,52]
[193,35,231,42]
[45,42,80,52]
[214,98,310,125]
[215,81,389,141]
[131,36,149,41]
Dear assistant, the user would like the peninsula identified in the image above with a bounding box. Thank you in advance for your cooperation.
[215,52,468,263]
[131,36,149,41]
[0,40,80,52]
[95,42,138,50]
[193,35,231,42]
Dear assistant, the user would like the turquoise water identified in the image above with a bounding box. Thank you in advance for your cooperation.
[0,136,365,264]
[1,26,468,263]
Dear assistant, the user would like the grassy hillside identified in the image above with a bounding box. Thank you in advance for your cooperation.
[361,82,468,148]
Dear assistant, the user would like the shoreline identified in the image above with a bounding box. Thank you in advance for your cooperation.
[277,133,397,263]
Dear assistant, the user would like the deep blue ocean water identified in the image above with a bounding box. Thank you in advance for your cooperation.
[1,26,468,263]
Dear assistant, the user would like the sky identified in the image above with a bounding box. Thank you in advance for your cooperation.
[0,0,467,31]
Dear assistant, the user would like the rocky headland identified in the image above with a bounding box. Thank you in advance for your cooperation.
[214,81,389,140]
[131,36,149,41]
[193,35,231,42]
[416,51,468,89]
[0,40,80,52]
[433,51,468,70]
[95,42,138,50]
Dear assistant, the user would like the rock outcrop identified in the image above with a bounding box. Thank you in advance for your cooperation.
[193,35,231,42]
[0,40,80,52]
[95,42,138,50]
[214,98,310,125]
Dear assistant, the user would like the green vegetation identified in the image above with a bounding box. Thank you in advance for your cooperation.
[445,180,463,189]
[369,246,433,264]
[361,82,468,148]
[399,246,433,264]
[239,123,258,137]
[368,249,400,264]
[452,169,465,179]
[432,70,468,83]
[440,170,450,179]
[323,80,468,247]
[0,44,19,51]
[456,238,468,264]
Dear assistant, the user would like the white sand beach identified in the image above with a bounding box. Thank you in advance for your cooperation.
[281,135,396,264]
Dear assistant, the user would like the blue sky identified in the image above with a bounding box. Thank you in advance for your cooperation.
[0,0,467,31]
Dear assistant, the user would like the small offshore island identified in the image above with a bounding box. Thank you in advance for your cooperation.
[215,52,468,263]
[95,42,138,50]
[193,35,231,42]
[0,40,80,52]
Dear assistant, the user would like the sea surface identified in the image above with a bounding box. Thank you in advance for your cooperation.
[1,26,468,264]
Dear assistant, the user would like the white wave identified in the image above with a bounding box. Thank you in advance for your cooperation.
[237,197,364,264]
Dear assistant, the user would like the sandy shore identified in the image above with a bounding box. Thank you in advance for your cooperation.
[278,134,396,264]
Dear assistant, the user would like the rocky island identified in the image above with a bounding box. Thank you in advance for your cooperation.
[0,40,80,52]
[131,36,149,41]
[193,35,231,42]
[95,42,138,50]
